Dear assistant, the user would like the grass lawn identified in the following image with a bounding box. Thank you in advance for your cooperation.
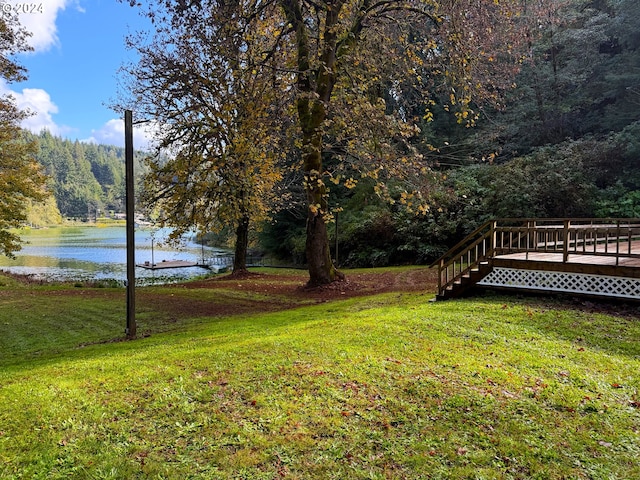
[0,268,639,479]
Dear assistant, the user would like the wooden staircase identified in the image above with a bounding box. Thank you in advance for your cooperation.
[437,261,493,300]
[430,220,497,300]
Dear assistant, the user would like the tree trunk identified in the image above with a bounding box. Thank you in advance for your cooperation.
[233,215,250,275]
[306,208,338,286]
[282,0,344,286]
[301,107,341,287]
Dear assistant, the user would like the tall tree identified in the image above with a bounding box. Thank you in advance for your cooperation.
[0,14,47,256]
[120,0,290,275]
[277,0,534,285]
[123,0,530,285]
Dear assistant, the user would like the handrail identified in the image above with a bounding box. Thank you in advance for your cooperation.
[432,221,499,297]
[433,218,640,298]
[428,220,494,268]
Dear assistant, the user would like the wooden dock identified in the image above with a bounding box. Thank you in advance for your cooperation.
[137,260,204,270]
[432,219,640,300]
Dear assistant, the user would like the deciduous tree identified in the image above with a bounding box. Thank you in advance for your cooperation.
[120,0,291,274]
[123,0,531,285]
[0,14,46,257]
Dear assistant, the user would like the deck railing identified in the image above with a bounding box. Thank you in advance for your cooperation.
[431,218,640,297]
[429,220,496,297]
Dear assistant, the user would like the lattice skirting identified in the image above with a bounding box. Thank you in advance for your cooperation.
[477,267,640,299]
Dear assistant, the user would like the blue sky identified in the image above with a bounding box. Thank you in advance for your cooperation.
[2,0,152,148]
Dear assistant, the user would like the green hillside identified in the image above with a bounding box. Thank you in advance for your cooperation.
[25,131,147,224]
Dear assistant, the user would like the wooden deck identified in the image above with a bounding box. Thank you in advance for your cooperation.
[432,219,640,300]
[494,240,640,276]
[137,260,204,270]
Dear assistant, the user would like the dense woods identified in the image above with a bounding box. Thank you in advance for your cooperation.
[22,131,148,224]
[262,0,640,267]
[8,0,640,272]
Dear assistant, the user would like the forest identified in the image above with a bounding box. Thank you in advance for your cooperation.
[23,130,144,226]
[261,0,640,267]
[24,0,640,269]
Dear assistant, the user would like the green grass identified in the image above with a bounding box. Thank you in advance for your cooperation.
[0,272,639,479]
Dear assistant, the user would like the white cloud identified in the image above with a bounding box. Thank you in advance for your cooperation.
[84,118,157,150]
[8,0,81,53]
[0,79,70,135]
[0,80,155,148]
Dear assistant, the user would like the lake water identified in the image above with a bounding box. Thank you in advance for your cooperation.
[0,226,231,285]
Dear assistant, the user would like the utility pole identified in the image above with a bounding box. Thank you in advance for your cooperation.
[125,110,136,339]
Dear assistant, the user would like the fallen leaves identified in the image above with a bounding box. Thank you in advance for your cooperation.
[385,357,403,364]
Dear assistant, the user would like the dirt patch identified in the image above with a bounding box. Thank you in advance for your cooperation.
[189,268,436,296]
[139,267,439,319]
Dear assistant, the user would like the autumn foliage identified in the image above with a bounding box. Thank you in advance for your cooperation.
[0,13,47,257]
[122,0,533,285]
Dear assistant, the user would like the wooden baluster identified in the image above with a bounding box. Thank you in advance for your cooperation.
[616,220,620,266]
[563,220,570,263]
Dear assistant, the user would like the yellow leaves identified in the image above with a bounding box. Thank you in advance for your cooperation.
[344,177,357,189]
[366,166,382,181]
[309,203,321,216]
[393,189,431,216]
[417,203,430,215]
[328,173,357,189]
[426,143,438,152]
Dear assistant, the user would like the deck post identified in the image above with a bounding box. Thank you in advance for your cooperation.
[438,259,443,297]
[490,220,497,256]
[563,219,570,263]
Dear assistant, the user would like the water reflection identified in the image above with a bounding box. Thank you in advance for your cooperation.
[0,226,230,285]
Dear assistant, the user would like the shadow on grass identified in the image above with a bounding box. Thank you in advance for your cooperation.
[466,291,640,358]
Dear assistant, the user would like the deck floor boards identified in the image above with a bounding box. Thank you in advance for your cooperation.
[496,240,640,268]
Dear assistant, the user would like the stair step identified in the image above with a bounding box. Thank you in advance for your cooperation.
[440,262,494,300]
